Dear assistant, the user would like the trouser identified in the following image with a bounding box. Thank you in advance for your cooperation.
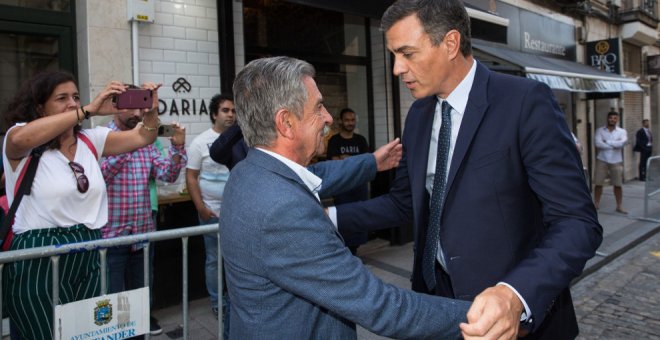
[199,215,230,339]
[4,225,101,340]
[106,245,155,305]
[200,216,220,307]
[639,150,651,180]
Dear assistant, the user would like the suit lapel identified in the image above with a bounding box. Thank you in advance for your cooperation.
[407,98,436,251]
[445,62,490,195]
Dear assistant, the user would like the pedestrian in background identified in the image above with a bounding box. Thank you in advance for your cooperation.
[633,119,652,181]
[326,108,370,255]
[185,93,234,338]
[101,90,187,336]
[2,71,161,339]
[594,110,628,213]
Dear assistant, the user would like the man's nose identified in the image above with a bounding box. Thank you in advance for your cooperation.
[392,55,407,76]
[323,109,333,125]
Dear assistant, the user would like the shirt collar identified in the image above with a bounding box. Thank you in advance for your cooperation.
[108,120,119,131]
[256,148,322,199]
[438,60,477,114]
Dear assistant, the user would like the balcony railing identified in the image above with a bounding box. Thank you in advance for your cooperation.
[620,0,659,26]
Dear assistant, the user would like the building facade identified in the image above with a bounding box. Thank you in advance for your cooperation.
[1,0,659,194]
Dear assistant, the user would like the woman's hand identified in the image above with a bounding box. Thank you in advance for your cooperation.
[140,82,162,129]
[170,122,186,146]
[102,82,163,157]
[141,82,162,114]
[84,81,127,116]
[84,82,162,118]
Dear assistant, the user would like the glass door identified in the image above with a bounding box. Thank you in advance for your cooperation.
[0,1,76,131]
[0,23,74,130]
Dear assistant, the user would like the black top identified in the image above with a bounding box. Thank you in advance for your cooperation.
[326,133,369,160]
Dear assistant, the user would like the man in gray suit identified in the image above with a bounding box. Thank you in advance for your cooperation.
[220,56,470,339]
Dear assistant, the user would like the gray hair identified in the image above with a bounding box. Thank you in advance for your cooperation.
[381,0,472,56]
[233,56,316,147]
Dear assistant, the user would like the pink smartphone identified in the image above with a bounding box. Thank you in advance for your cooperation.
[114,89,153,109]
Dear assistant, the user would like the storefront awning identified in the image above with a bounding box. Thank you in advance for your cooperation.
[473,42,643,93]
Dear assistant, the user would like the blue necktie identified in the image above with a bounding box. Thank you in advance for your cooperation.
[422,100,452,291]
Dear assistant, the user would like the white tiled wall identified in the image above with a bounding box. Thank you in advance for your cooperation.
[140,0,222,145]
[79,0,224,148]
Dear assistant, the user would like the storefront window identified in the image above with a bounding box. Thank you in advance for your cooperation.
[0,0,70,11]
[0,32,60,129]
[243,0,373,160]
[243,0,367,57]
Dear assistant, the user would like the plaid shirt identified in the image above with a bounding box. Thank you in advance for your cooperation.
[101,121,187,239]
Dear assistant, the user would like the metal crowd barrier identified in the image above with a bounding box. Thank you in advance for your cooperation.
[0,224,222,340]
[644,156,660,221]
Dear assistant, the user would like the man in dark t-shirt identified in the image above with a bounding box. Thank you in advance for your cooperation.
[326,108,370,255]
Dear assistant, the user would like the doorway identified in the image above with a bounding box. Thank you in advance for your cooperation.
[242,0,374,155]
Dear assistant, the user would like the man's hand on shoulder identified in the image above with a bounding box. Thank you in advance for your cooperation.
[373,138,402,171]
[459,285,524,340]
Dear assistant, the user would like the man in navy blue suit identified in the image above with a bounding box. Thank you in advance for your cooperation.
[334,0,602,339]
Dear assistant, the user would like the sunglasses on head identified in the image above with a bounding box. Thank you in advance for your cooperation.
[69,161,89,193]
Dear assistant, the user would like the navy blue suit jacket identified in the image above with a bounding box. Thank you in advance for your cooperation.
[338,62,602,339]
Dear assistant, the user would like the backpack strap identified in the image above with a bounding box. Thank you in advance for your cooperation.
[78,133,98,160]
[1,146,44,248]
[13,156,32,196]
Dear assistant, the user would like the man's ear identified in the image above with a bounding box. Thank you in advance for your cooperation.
[444,29,461,60]
[275,109,295,139]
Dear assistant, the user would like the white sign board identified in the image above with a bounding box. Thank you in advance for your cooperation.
[54,287,149,340]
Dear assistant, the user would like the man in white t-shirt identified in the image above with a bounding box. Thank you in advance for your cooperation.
[185,93,234,336]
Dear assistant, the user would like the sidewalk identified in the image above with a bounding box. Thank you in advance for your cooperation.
[151,180,660,339]
[581,179,660,278]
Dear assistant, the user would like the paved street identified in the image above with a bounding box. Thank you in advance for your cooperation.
[150,180,660,339]
[573,232,660,340]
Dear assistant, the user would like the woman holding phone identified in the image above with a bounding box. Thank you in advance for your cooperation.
[2,70,161,340]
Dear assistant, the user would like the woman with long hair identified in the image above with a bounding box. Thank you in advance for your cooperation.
[2,70,161,339]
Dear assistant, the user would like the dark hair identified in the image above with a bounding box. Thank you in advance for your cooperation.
[4,70,81,150]
[339,108,355,120]
[381,0,472,57]
[209,93,234,124]
[607,111,619,117]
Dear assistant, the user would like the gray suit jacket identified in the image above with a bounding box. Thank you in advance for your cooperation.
[220,149,469,340]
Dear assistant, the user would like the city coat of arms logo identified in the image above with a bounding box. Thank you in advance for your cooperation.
[93,299,113,326]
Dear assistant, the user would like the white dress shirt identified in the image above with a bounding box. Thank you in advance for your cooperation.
[257,148,322,202]
[594,125,627,164]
